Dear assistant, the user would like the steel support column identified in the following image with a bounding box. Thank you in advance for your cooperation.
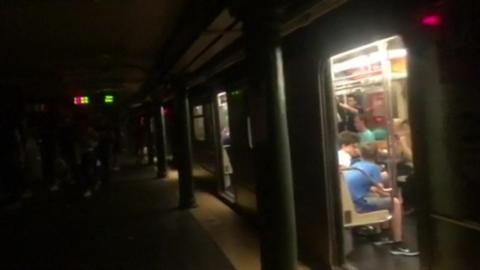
[174,88,197,209]
[145,106,155,165]
[234,2,297,270]
[147,109,155,165]
[153,104,168,178]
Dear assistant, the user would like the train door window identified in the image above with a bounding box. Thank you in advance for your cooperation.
[216,91,235,200]
[193,105,206,141]
[328,36,419,268]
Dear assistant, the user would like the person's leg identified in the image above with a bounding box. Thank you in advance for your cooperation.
[388,196,419,255]
[365,196,403,241]
[391,197,403,242]
[364,196,395,246]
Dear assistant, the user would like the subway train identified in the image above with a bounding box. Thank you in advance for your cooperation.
[140,1,479,270]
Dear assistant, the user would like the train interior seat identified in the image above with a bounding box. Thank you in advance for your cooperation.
[340,168,393,256]
[340,168,392,228]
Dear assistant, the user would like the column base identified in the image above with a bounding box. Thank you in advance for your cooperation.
[156,171,168,179]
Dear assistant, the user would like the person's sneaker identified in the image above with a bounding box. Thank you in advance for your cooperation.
[373,236,395,246]
[83,190,93,198]
[390,242,420,256]
[356,225,379,237]
[50,184,59,192]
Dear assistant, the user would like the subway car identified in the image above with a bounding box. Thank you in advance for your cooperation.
[182,1,479,269]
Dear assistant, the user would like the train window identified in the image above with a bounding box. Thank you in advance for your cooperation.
[193,105,206,141]
[193,105,204,116]
[328,36,419,267]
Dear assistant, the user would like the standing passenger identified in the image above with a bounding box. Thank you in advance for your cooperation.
[80,126,99,198]
[338,94,364,132]
[97,120,113,188]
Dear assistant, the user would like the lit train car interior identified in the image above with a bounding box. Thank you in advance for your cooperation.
[330,36,418,268]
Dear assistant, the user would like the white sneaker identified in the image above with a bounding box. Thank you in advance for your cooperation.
[390,244,420,256]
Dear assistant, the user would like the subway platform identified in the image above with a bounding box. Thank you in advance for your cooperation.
[0,157,239,270]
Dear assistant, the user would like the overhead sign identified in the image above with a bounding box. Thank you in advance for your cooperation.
[74,96,89,105]
[104,95,114,104]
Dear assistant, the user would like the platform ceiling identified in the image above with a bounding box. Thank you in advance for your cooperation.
[0,0,190,99]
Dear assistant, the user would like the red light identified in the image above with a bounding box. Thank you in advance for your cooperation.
[422,15,441,26]
[74,96,89,105]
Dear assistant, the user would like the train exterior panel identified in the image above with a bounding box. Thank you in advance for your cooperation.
[186,1,480,269]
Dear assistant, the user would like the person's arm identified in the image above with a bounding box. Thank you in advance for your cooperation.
[338,102,360,114]
[370,183,392,197]
[369,164,391,196]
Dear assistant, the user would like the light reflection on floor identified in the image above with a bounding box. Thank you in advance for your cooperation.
[190,191,262,270]
[186,165,311,270]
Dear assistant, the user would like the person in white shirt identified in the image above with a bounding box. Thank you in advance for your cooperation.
[337,131,360,168]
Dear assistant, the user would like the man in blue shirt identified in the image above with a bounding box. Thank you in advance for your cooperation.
[344,143,418,256]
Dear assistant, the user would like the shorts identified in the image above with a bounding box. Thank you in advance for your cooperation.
[356,193,392,212]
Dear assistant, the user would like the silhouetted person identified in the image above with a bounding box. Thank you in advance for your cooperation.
[80,126,99,198]
[39,112,56,189]
[96,120,114,187]
[22,123,41,197]
[57,112,80,188]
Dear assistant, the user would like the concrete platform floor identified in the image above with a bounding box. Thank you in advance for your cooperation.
[0,158,234,270]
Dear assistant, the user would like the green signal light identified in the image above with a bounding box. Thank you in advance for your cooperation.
[104,95,114,104]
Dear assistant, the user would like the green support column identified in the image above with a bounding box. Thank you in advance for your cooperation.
[174,88,197,209]
[233,2,297,270]
[154,104,168,178]
[147,114,155,166]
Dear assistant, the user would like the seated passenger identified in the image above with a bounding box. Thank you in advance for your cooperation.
[337,131,360,168]
[344,143,419,256]
[353,114,376,143]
